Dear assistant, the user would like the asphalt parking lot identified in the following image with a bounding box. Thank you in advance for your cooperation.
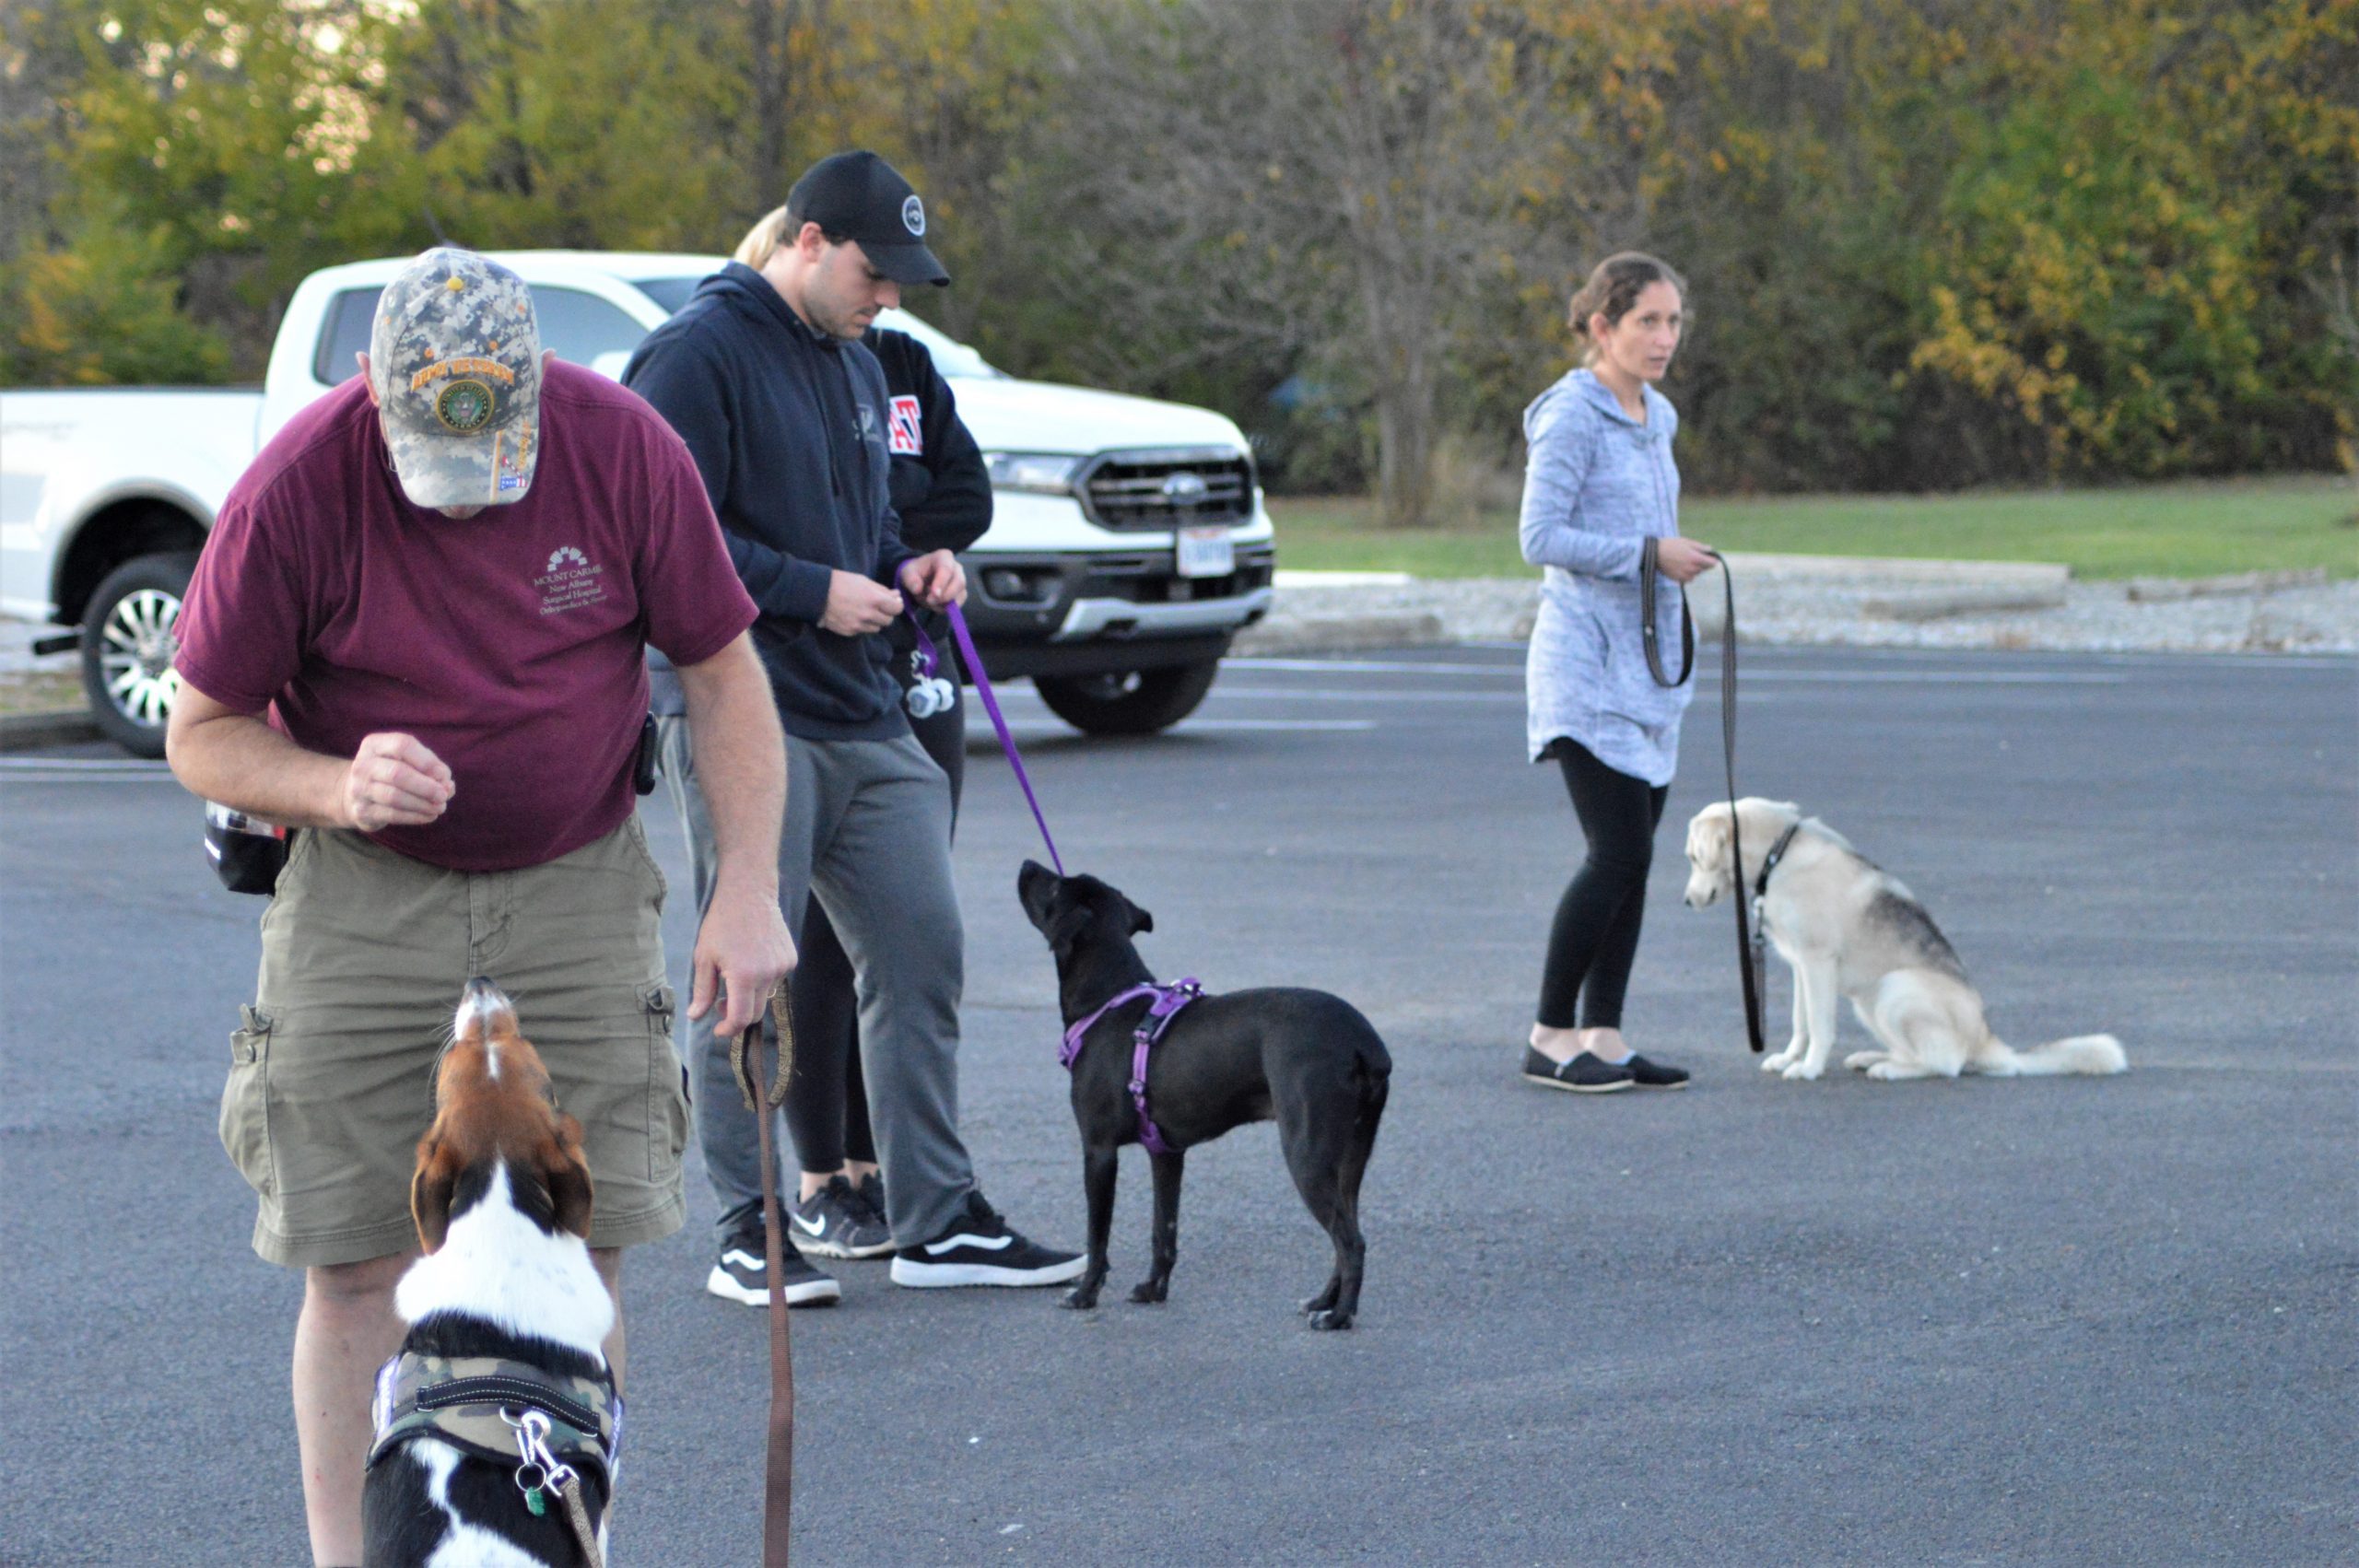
[3,643,2353,1566]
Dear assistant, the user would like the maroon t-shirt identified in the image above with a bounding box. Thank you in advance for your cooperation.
[176,360,757,872]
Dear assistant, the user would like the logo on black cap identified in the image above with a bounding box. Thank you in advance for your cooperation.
[785,150,950,287]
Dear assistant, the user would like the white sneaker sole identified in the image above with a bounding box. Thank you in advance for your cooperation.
[889,1255,1087,1288]
[706,1264,841,1307]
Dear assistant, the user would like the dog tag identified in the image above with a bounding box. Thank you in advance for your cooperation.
[518,1461,548,1516]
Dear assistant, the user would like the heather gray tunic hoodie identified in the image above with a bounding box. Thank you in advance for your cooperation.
[1520,368,1693,784]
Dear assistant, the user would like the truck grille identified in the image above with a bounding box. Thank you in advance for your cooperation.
[1079,448,1256,531]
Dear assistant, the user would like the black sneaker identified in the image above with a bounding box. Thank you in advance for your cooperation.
[888,1192,1086,1288]
[707,1199,841,1306]
[1625,1053,1690,1089]
[790,1174,895,1259]
[1521,1047,1635,1094]
[853,1170,886,1224]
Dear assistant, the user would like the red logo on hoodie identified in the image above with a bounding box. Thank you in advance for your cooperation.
[887,395,922,456]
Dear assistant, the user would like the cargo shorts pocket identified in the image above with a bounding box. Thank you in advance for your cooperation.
[645,985,687,1181]
[219,1004,276,1198]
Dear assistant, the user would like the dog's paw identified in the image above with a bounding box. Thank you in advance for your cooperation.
[1844,1051,1888,1072]
[1779,1059,1825,1081]
[1127,1279,1168,1305]
[1062,1284,1101,1311]
[1864,1060,1941,1082]
[1763,1047,1800,1071]
[1306,1308,1354,1331]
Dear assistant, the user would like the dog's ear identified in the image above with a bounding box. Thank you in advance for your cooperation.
[1123,895,1154,935]
[544,1115,595,1240]
[410,1132,460,1254]
[1693,808,1732,870]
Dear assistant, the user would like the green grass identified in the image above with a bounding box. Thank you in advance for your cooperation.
[1267,474,2359,580]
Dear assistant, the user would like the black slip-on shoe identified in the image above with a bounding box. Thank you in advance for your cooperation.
[1625,1053,1690,1089]
[1521,1047,1635,1094]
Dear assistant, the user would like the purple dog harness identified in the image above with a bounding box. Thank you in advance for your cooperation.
[1058,979,1204,1155]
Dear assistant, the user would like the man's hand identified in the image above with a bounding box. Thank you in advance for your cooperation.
[1654,537,1719,584]
[687,883,798,1042]
[898,549,967,610]
[340,732,454,831]
[821,570,904,635]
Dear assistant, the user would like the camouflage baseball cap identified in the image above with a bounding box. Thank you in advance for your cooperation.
[370,249,542,509]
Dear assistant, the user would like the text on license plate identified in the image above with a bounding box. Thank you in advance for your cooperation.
[1176,526,1235,579]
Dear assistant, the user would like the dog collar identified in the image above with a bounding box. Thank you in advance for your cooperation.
[1754,821,1803,899]
[1059,979,1203,1155]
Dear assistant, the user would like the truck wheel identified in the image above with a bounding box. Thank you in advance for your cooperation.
[80,551,198,758]
[1033,661,1220,736]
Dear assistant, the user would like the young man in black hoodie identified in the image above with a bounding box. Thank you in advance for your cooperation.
[626,150,1081,1302]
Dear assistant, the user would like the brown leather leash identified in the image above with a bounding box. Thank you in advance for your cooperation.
[728,986,798,1567]
[1640,538,1767,1053]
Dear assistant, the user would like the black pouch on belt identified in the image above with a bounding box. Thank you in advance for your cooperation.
[633,711,660,796]
[204,801,292,895]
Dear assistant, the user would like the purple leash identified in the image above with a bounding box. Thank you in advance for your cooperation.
[1058,979,1204,1154]
[906,602,1062,876]
[910,599,1197,1149]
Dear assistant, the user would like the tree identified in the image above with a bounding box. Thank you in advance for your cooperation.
[1030,0,1561,526]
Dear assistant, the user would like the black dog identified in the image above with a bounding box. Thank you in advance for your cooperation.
[1018,860,1391,1329]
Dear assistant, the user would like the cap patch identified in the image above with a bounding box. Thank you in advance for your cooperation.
[902,194,925,237]
[434,380,498,433]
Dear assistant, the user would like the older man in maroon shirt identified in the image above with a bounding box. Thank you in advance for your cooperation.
[164,249,794,1566]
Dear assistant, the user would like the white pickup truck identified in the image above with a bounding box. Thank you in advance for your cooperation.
[1,251,1275,755]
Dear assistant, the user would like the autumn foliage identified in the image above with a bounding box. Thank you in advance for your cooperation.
[3,0,2351,500]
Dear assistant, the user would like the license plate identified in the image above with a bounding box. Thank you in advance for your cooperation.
[1176,525,1234,579]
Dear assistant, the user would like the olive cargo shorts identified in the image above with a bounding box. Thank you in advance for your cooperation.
[218,817,687,1268]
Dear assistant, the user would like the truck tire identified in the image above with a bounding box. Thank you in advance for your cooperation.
[1033,661,1220,736]
[81,551,198,758]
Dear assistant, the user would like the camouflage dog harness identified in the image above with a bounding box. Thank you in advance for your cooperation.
[368,1350,619,1513]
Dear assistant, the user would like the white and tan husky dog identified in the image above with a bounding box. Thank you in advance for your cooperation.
[1684,799,2127,1082]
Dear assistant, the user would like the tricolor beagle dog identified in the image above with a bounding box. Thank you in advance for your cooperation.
[361,979,618,1568]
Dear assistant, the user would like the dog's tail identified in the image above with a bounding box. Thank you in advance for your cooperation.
[1985,1033,2128,1076]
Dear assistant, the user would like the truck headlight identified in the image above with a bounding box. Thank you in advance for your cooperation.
[983,452,1082,495]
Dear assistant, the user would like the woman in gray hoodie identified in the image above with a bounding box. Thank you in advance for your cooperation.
[1518,253,1719,1094]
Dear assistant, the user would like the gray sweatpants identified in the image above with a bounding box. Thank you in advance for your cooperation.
[656,718,975,1248]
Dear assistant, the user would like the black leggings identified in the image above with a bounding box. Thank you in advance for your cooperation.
[1535,739,1669,1032]
[783,658,966,1176]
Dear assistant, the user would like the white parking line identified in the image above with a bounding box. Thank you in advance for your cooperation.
[1175,719,1378,732]
[0,758,174,780]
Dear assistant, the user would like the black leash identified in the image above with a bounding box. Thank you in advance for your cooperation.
[1641,539,1766,1053]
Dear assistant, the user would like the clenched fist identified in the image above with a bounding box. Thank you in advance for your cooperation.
[340,732,454,831]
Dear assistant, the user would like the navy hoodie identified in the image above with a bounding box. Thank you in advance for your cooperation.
[624,263,911,740]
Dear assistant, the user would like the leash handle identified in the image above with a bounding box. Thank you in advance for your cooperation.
[1637,537,1696,689]
[921,602,1064,876]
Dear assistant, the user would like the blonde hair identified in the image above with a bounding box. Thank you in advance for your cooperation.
[734,205,796,270]
[1567,252,1687,366]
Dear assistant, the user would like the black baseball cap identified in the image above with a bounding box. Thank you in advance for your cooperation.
[786,150,949,287]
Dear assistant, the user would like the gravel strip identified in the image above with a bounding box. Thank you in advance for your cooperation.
[1239,571,2358,657]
